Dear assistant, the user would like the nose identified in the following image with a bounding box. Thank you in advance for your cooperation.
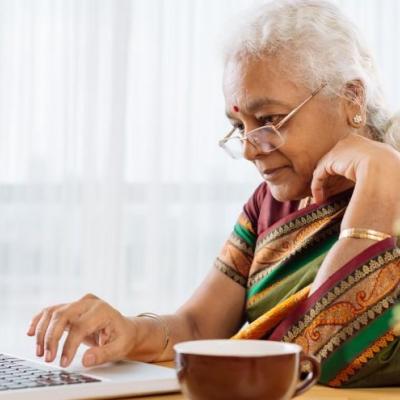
[242,139,259,161]
[242,121,264,161]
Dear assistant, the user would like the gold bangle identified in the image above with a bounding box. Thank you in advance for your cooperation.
[136,312,170,355]
[339,228,392,241]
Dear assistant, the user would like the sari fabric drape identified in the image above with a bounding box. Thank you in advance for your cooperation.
[215,183,400,387]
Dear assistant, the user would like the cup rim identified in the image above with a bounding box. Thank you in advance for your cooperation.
[174,339,302,358]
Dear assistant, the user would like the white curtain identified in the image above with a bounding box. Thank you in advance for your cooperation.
[0,0,399,353]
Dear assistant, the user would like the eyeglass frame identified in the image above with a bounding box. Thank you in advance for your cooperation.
[219,83,327,156]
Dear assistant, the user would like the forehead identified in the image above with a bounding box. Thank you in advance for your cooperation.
[223,55,301,113]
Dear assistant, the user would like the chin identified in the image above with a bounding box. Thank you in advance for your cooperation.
[268,182,310,202]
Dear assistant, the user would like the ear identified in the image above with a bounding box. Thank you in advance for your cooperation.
[341,80,366,129]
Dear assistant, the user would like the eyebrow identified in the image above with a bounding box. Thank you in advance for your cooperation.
[225,96,291,119]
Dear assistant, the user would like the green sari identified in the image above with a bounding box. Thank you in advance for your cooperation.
[215,183,400,387]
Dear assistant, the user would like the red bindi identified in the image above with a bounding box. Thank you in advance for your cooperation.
[233,105,239,112]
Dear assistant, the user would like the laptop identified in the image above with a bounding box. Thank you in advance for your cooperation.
[0,352,180,399]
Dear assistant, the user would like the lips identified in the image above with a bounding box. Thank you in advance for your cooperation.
[263,166,287,175]
[261,166,289,181]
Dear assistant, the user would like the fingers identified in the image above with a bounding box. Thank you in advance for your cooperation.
[28,294,123,369]
[311,164,330,204]
[82,340,123,368]
[82,332,99,347]
[27,312,44,337]
[82,318,137,367]
[60,306,105,368]
[27,303,65,337]
[34,308,57,357]
[43,302,85,363]
[28,299,89,362]
[311,157,355,204]
[98,326,111,346]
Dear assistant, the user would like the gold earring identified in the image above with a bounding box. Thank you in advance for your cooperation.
[353,114,362,124]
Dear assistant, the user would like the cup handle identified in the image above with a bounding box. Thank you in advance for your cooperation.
[293,352,320,398]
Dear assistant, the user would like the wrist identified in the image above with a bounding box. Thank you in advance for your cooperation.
[135,313,170,359]
[339,228,392,241]
[123,316,139,360]
[125,314,168,362]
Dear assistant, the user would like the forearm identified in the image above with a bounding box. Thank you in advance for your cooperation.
[310,237,378,293]
[126,271,247,362]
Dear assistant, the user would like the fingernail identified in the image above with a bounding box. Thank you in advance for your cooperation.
[45,350,52,362]
[60,356,68,368]
[36,344,42,357]
[83,354,96,367]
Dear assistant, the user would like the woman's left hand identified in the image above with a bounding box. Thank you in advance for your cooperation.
[311,133,400,235]
[311,133,400,204]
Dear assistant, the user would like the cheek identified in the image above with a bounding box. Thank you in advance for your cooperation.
[283,126,339,180]
[279,146,317,183]
[293,152,319,180]
[285,105,342,161]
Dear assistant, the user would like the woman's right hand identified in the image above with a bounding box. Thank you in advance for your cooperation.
[27,293,137,368]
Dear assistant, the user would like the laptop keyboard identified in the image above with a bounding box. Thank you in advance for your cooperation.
[0,353,100,391]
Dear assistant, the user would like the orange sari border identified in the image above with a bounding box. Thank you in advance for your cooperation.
[328,330,397,387]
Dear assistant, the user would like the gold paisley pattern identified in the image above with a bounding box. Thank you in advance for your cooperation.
[248,224,340,288]
[284,249,400,343]
[316,296,397,361]
[283,253,400,359]
[255,200,347,252]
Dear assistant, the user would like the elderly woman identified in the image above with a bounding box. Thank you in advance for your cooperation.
[27,0,400,388]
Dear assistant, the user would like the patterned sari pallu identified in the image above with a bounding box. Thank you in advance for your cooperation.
[216,187,400,387]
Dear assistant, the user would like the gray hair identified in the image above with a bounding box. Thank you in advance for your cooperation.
[223,0,400,150]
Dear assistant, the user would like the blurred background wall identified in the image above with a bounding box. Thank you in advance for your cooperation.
[0,0,399,353]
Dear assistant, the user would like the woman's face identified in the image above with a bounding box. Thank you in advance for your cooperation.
[223,55,351,202]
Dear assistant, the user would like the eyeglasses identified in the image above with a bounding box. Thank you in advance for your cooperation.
[219,83,327,159]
